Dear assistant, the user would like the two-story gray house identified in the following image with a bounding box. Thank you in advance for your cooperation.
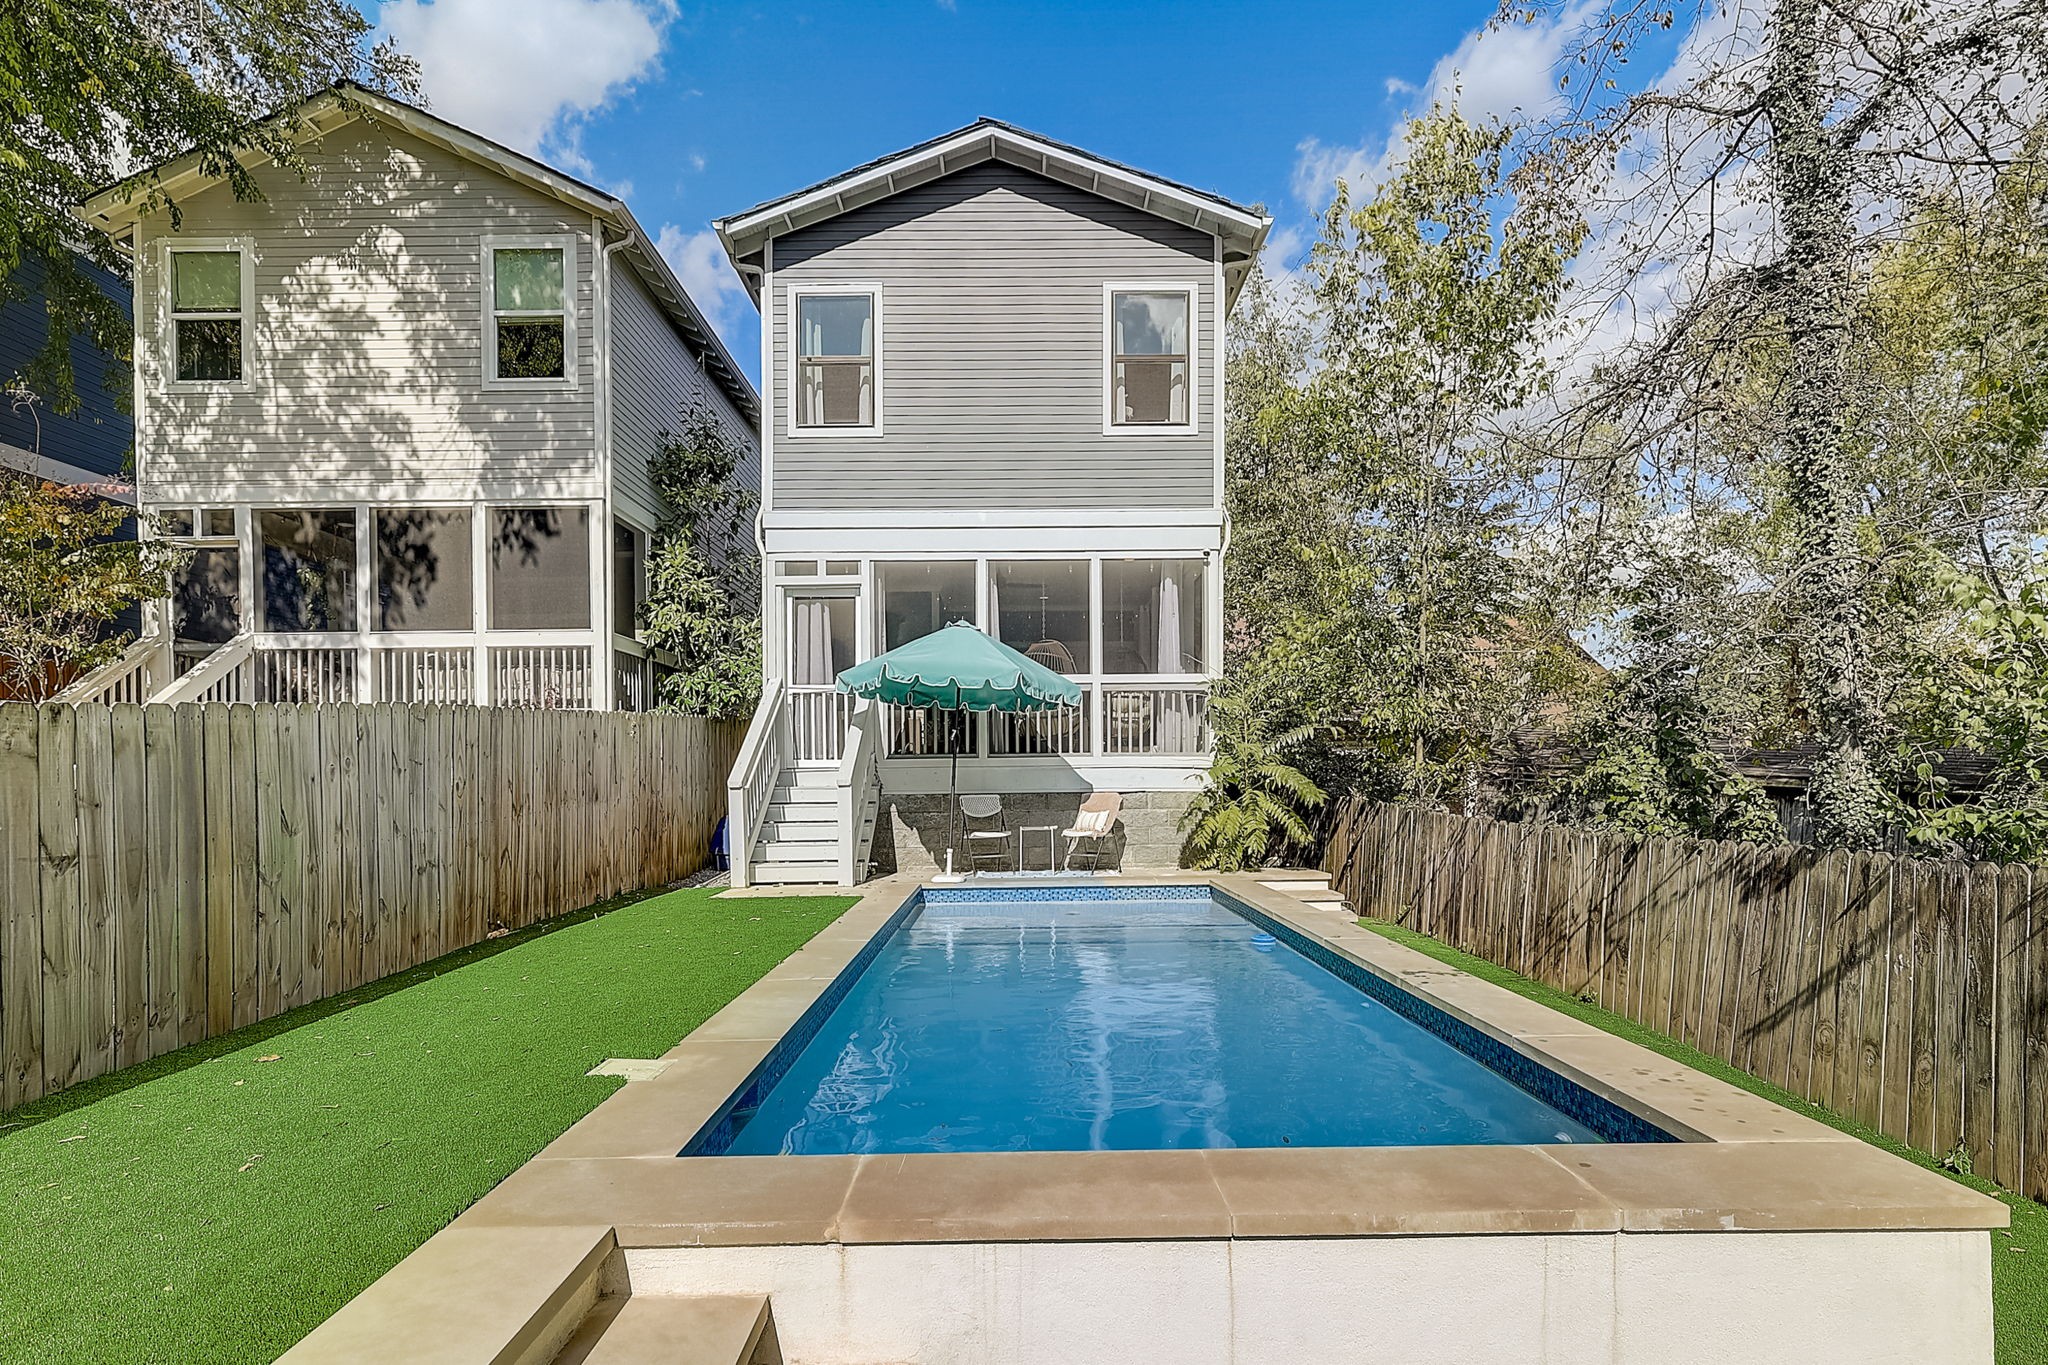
[716,122,1268,884]
[62,84,757,711]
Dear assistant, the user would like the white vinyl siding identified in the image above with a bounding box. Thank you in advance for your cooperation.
[767,162,1217,513]
[133,119,599,507]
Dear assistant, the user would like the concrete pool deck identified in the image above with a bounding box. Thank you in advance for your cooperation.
[279,873,2008,1365]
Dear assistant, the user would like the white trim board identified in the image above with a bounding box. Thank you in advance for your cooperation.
[0,444,135,503]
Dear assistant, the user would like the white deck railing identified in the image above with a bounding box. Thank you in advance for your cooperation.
[834,699,881,885]
[154,634,259,704]
[1102,684,1211,756]
[54,631,175,704]
[726,679,786,888]
[788,688,853,764]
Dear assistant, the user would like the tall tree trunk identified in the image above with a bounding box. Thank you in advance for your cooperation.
[1769,0,1891,846]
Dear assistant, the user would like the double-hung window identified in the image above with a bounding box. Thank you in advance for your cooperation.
[169,248,247,383]
[490,245,569,381]
[1108,289,1192,427]
[795,292,875,427]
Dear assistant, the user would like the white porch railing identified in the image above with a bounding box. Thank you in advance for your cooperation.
[378,647,476,704]
[1103,684,1212,756]
[155,634,259,704]
[835,699,881,885]
[726,678,786,889]
[788,689,854,764]
[54,631,176,704]
[988,700,1091,756]
[488,646,593,709]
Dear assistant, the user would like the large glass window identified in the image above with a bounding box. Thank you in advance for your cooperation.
[990,560,1090,674]
[256,509,356,632]
[1111,290,1190,426]
[170,249,244,383]
[491,247,567,380]
[488,506,590,629]
[1102,558,1208,674]
[375,508,472,631]
[796,293,874,427]
[876,561,975,652]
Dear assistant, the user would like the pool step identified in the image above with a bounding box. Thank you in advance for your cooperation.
[553,1293,780,1364]
[1259,873,1352,916]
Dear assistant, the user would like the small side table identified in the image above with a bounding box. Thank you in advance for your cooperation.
[1018,824,1063,873]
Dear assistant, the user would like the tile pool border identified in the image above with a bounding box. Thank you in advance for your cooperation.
[448,872,2006,1250]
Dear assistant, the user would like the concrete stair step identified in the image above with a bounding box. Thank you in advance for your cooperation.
[554,1293,779,1364]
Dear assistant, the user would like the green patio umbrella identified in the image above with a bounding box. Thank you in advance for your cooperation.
[837,622,1081,877]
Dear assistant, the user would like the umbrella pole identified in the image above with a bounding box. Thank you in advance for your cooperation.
[934,705,966,883]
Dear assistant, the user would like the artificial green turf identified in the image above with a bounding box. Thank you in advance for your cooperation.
[0,885,855,1365]
[1358,917,2048,1365]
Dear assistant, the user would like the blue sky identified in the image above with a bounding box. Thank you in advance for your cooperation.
[368,0,1605,383]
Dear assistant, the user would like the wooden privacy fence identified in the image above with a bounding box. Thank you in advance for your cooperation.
[0,703,743,1110]
[1324,798,2048,1203]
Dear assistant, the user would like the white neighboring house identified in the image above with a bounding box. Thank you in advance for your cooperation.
[61,84,758,711]
[717,121,1269,885]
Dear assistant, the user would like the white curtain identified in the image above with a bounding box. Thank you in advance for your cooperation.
[792,598,833,686]
[1157,570,1185,749]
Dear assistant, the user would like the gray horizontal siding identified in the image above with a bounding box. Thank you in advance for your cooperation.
[769,163,1216,513]
[135,119,599,504]
[609,264,760,538]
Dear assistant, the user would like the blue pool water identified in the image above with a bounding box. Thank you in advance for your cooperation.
[702,889,1660,1156]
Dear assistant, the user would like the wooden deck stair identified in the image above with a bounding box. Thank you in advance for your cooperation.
[553,1293,780,1365]
[748,768,845,885]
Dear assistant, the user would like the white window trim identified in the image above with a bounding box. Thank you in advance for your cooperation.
[1102,281,1198,437]
[161,237,255,393]
[786,282,883,439]
[482,233,578,390]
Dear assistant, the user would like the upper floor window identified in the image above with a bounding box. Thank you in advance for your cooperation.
[490,245,568,381]
[1109,289,1191,428]
[170,249,246,383]
[795,292,874,428]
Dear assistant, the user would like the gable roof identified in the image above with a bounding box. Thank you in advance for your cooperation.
[75,83,757,423]
[713,119,1271,307]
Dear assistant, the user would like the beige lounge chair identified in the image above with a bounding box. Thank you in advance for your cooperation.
[1062,792,1122,872]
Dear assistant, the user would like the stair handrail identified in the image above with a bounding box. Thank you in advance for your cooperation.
[726,677,786,889]
[53,629,174,704]
[834,698,880,885]
[152,632,257,704]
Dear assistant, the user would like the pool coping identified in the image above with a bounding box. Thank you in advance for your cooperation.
[449,872,2006,1248]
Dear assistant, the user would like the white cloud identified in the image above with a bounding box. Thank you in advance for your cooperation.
[1293,2,1597,208]
[657,224,753,356]
[379,0,674,174]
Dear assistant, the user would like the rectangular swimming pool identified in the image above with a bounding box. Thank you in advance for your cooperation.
[689,887,1671,1156]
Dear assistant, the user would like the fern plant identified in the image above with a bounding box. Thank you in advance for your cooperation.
[1181,689,1328,871]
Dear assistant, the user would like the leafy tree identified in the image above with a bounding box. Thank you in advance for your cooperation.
[1521,0,2048,846]
[0,1,417,410]
[640,404,761,719]
[1902,560,2048,861]
[1551,514,1780,841]
[1304,108,1586,805]
[0,472,173,700]
[1179,684,1326,872]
